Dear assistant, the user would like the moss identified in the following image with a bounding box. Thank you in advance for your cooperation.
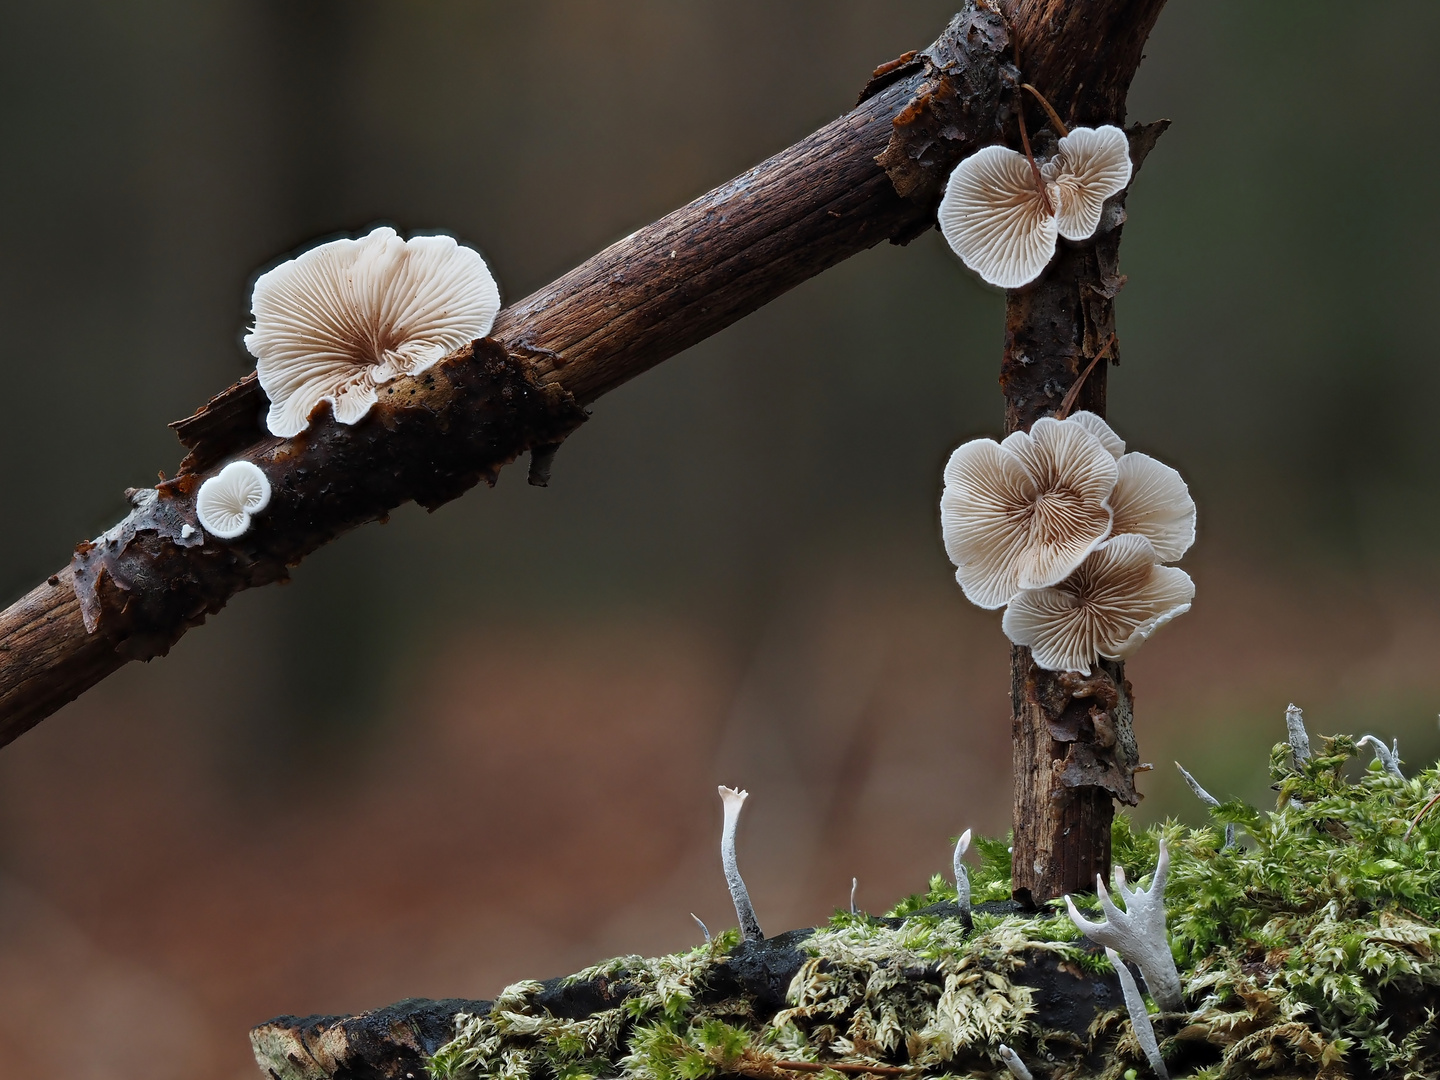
[428,732,1440,1080]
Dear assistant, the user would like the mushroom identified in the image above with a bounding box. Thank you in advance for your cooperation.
[1001,534,1194,675]
[1106,948,1170,1079]
[1064,838,1183,1012]
[941,416,1118,609]
[195,460,272,540]
[246,226,501,438]
[1357,735,1404,779]
[938,125,1132,288]
[719,786,763,942]
[1111,452,1196,562]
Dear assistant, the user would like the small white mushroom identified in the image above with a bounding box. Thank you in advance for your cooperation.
[1110,453,1195,563]
[1286,703,1311,768]
[941,416,1118,609]
[1106,947,1170,1079]
[1068,410,1125,460]
[938,125,1132,288]
[850,877,858,916]
[1001,534,1194,675]
[719,786,763,942]
[246,226,501,438]
[1357,735,1404,779]
[195,460,272,540]
[1065,839,1183,1011]
[997,1044,1034,1080]
[953,828,972,917]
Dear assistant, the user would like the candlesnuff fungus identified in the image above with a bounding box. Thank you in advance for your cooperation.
[1175,761,1235,847]
[1286,702,1312,768]
[953,828,972,916]
[194,460,272,540]
[718,786,763,942]
[1001,534,1194,676]
[1106,947,1170,1079]
[1064,838,1183,1011]
[997,1044,1034,1080]
[940,414,1117,609]
[937,125,1132,288]
[246,226,501,438]
[1358,734,1404,779]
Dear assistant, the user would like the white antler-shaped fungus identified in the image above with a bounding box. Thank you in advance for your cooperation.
[938,125,1131,289]
[1358,735,1403,779]
[1106,947,1170,1079]
[940,415,1117,609]
[719,786,763,942]
[1002,534,1194,675]
[246,226,501,438]
[953,828,972,917]
[195,460,272,540]
[1065,839,1182,1011]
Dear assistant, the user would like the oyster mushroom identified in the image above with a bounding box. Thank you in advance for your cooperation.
[940,416,1118,609]
[938,125,1132,288]
[1001,533,1194,675]
[195,460,272,540]
[246,226,501,438]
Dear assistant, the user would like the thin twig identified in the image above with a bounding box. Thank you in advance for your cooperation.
[1015,98,1052,215]
[1055,331,1116,419]
[1021,83,1069,136]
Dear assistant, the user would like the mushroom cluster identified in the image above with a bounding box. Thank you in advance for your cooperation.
[938,125,1132,289]
[245,226,501,438]
[940,411,1194,674]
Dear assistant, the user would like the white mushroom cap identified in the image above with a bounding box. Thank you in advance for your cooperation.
[938,126,1132,289]
[246,226,501,438]
[1042,125,1133,242]
[941,416,1117,609]
[938,144,1057,289]
[1001,534,1194,674]
[1110,452,1196,562]
[195,460,272,540]
[1067,410,1125,460]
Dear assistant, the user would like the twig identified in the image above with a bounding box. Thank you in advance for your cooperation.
[1055,332,1116,419]
[1015,95,1053,215]
[1021,83,1069,136]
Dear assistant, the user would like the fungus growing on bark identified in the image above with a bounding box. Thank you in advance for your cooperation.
[246,226,501,438]
[718,786,763,942]
[1065,838,1183,1011]
[1106,947,1170,1079]
[940,415,1118,609]
[194,460,272,540]
[1001,534,1194,675]
[937,125,1132,288]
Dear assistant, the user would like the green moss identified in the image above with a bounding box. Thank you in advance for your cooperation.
[428,732,1440,1080]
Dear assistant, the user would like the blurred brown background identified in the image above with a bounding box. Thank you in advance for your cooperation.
[3,2,1440,1076]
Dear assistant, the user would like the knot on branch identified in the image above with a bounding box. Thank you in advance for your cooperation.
[867,3,1014,214]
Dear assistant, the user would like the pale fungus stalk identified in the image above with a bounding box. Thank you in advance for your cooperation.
[690,913,711,944]
[997,1044,1034,1080]
[938,125,1132,289]
[1106,948,1170,1079]
[1065,839,1183,1011]
[195,460,272,540]
[246,226,501,438]
[1358,735,1404,779]
[719,786,763,942]
[1175,762,1235,848]
[953,829,972,916]
[1286,703,1312,768]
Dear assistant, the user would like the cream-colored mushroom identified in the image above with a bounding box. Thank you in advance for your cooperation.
[938,125,1132,288]
[1067,410,1125,460]
[1111,452,1196,562]
[245,226,501,438]
[941,416,1118,609]
[1001,534,1194,674]
[195,460,272,540]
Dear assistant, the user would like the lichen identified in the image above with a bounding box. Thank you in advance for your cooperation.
[427,730,1440,1080]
